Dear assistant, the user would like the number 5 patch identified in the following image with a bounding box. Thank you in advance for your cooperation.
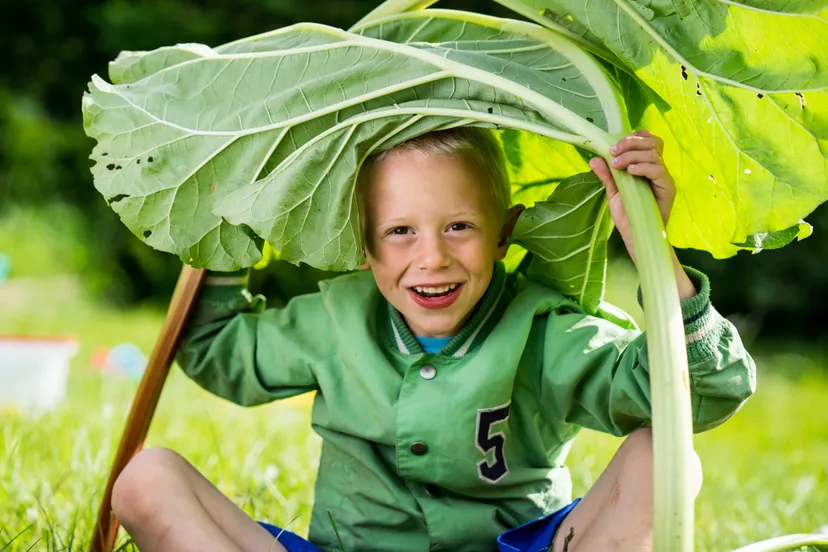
[476,402,511,483]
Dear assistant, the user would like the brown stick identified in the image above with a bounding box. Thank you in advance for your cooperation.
[89,265,206,552]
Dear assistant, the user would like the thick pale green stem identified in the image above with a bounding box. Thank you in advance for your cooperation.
[492,0,625,68]
[611,168,695,552]
[731,534,828,552]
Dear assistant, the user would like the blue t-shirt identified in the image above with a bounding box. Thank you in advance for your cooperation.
[415,335,453,354]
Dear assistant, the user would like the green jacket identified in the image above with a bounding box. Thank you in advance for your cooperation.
[177,262,755,552]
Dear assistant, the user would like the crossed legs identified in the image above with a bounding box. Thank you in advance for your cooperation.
[112,429,701,552]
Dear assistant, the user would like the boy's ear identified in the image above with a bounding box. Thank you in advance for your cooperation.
[496,204,525,258]
[359,248,371,271]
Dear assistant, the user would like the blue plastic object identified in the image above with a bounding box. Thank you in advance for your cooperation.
[107,342,148,380]
[0,253,10,286]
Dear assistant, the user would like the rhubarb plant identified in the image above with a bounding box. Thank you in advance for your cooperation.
[81,2,828,550]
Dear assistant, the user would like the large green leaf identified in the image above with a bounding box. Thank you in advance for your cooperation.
[494,127,591,269]
[509,168,638,328]
[499,128,592,204]
[495,130,637,327]
[512,172,612,312]
[108,44,216,85]
[495,0,828,257]
[83,12,625,271]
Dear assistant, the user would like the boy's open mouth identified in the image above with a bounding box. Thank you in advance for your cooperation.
[413,284,459,298]
[408,283,463,309]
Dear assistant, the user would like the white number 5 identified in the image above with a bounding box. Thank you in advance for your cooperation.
[476,402,511,483]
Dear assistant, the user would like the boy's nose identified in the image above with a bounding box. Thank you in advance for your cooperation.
[416,234,451,270]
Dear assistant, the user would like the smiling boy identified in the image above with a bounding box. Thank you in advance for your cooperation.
[358,135,522,339]
[111,127,755,552]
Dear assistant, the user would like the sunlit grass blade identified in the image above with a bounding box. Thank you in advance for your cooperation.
[0,525,33,552]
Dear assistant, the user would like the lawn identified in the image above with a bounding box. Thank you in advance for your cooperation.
[1,268,826,551]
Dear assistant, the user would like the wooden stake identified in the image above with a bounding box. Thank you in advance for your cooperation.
[89,265,206,552]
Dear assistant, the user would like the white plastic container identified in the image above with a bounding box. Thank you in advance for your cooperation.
[0,336,79,414]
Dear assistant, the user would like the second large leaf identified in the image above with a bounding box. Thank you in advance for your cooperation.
[82,13,624,271]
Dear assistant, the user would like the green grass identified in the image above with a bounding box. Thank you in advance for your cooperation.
[1,270,826,551]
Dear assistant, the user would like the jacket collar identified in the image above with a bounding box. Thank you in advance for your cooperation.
[387,262,507,357]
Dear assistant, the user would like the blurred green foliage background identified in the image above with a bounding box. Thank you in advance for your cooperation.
[0,0,826,343]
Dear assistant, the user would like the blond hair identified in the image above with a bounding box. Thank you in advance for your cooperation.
[360,126,512,214]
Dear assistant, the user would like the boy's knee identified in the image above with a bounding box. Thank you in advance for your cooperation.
[111,447,184,525]
[619,428,703,498]
[620,427,653,470]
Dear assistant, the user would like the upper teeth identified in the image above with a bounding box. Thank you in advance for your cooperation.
[415,284,458,294]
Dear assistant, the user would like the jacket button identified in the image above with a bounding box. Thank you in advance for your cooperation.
[426,484,442,498]
[410,442,429,456]
[419,364,437,380]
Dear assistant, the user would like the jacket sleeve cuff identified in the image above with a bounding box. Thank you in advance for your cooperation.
[637,265,728,365]
[204,268,250,285]
[192,268,264,321]
[201,268,251,299]
[679,266,729,365]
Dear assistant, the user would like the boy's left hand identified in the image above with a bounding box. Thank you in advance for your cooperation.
[588,130,697,300]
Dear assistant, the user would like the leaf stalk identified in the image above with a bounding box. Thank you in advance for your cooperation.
[611,167,695,552]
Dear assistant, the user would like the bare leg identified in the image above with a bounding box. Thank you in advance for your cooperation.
[112,447,287,552]
[553,429,703,552]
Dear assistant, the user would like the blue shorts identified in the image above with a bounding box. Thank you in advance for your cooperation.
[497,498,581,552]
[259,498,580,552]
[259,522,323,552]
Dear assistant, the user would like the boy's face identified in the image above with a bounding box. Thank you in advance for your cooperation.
[361,151,518,338]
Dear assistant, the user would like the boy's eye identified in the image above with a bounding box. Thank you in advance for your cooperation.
[390,227,411,235]
[448,222,470,232]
